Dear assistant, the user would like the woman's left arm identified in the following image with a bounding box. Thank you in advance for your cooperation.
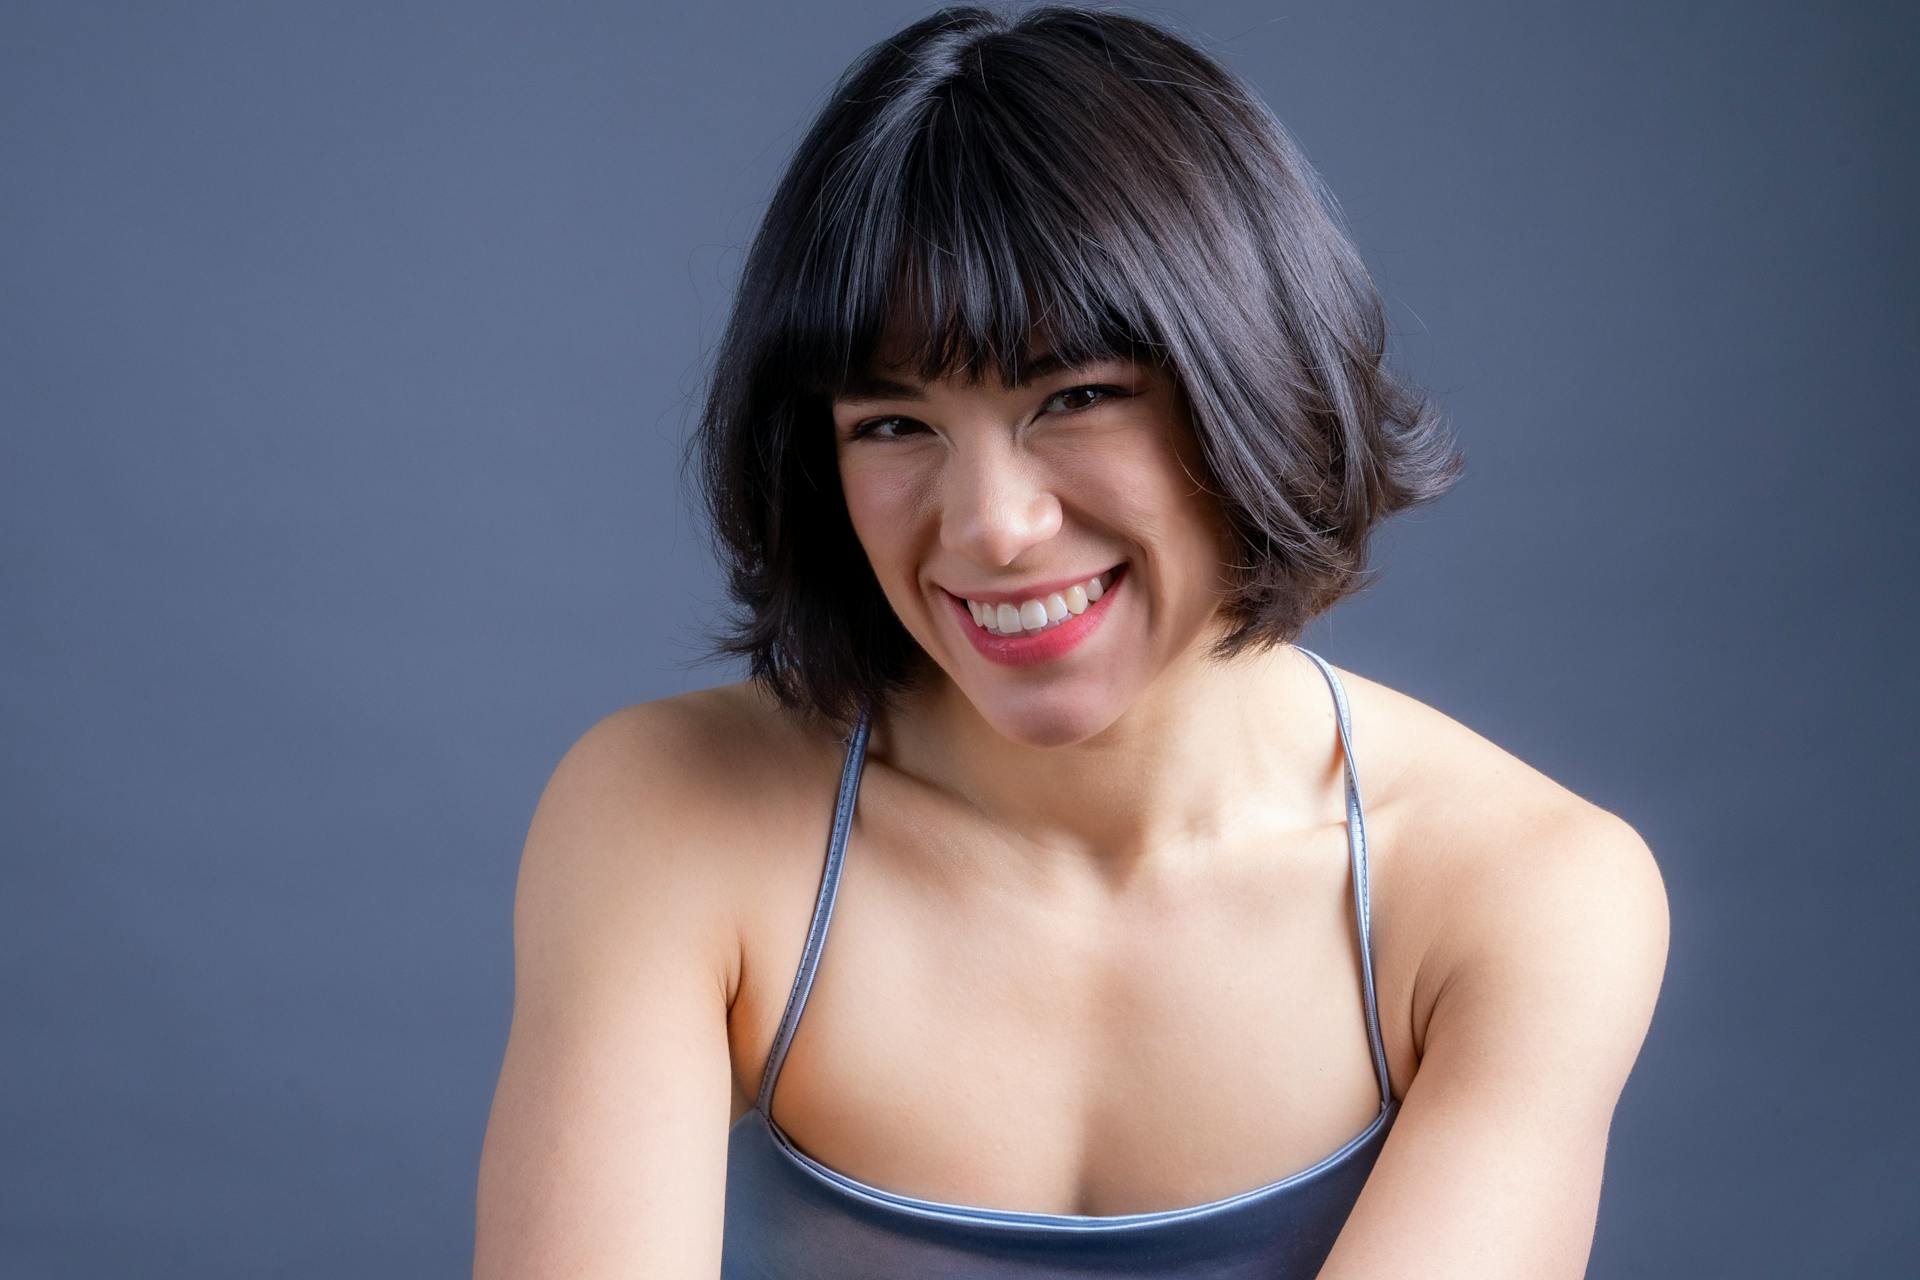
[1315,808,1672,1280]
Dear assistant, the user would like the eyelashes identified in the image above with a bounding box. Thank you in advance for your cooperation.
[845,384,1131,442]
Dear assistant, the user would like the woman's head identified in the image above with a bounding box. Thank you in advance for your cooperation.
[689,3,1465,735]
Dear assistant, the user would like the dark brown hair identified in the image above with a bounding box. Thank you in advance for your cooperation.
[684,3,1466,731]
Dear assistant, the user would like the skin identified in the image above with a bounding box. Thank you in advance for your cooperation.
[472,336,1671,1278]
[829,339,1332,867]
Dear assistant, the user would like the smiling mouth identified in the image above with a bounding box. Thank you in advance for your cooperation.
[947,564,1122,638]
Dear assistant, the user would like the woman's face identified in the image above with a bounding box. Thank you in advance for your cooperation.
[830,338,1238,747]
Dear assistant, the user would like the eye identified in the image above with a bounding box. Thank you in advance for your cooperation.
[1041,383,1129,415]
[845,415,928,442]
[843,383,1130,442]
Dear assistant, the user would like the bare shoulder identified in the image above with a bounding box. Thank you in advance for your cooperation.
[510,688,745,1007]
[1329,663,1671,1058]
[475,681,840,1277]
[515,681,843,999]
[533,680,834,855]
[1307,666,1672,1278]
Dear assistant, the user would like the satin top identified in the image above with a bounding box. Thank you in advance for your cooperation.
[720,645,1398,1278]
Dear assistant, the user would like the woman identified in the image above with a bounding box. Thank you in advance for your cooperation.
[474,6,1670,1278]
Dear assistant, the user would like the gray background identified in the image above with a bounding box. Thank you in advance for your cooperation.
[3,1,1913,1276]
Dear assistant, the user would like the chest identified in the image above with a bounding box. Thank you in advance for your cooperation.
[722,771,1428,1218]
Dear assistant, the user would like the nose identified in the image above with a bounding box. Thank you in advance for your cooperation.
[937,439,1064,569]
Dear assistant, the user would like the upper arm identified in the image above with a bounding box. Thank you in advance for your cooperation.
[474,703,741,1280]
[1316,808,1671,1280]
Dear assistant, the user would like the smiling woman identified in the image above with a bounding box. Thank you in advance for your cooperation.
[687,0,1467,731]
[473,6,1668,1280]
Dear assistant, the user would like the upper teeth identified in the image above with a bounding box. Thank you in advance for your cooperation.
[963,569,1116,636]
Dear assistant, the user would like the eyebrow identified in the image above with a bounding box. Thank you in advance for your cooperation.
[833,350,1095,405]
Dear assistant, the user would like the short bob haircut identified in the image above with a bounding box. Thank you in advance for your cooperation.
[688,3,1466,732]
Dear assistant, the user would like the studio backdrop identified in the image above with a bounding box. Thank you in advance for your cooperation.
[2,2,1912,1276]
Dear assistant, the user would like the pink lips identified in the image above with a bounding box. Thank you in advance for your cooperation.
[946,564,1126,668]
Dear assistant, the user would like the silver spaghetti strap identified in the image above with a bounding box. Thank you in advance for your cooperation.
[754,700,875,1115]
[1292,645,1395,1111]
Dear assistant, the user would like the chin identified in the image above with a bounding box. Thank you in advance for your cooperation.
[972,686,1122,749]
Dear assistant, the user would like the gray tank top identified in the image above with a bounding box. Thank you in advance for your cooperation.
[721,644,1397,1277]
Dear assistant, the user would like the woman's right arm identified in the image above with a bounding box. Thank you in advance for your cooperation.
[474,703,740,1279]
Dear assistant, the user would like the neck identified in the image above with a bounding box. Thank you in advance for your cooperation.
[872,640,1346,886]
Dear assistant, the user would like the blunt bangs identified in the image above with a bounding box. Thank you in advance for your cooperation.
[775,49,1182,403]
[687,5,1467,730]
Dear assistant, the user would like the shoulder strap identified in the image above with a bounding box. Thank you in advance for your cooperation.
[754,700,875,1114]
[1292,646,1395,1110]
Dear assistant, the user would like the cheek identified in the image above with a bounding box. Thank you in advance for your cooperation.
[1141,417,1227,532]
[1066,433,1187,525]
[1098,431,1234,589]
[837,459,925,564]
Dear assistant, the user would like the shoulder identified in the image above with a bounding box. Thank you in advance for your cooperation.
[524,686,755,876]
[1330,662,1671,1069]
[514,680,842,1008]
[1306,669,1671,1277]
[1428,798,1670,1068]
[482,683,823,1276]
[529,680,834,851]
